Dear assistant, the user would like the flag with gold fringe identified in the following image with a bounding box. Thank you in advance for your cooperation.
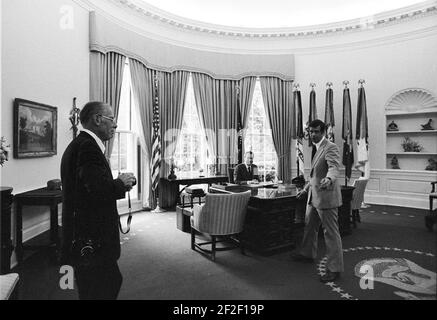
[294,88,305,178]
[342,83,354,184]
[324,85,335,142]
[355,81,370,178]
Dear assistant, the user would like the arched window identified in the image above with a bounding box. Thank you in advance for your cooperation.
[110,60,140,204]
[244,79,278,182]
[173,75,210,176]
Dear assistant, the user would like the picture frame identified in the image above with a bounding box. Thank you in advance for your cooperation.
[13,98,57,158]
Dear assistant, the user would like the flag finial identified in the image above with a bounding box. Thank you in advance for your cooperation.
[293,83,300,90]
[310,83,316,90]
[343,80,350,88]
[358,79,366,87]
[326,82,333,88]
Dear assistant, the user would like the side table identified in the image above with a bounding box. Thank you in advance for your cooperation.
[14,187,62,264]
[1,187,14,274]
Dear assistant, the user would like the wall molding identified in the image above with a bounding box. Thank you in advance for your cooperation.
[108,0,437,39]
[74,0,437,54]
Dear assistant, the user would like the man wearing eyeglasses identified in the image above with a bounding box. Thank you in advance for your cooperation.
[61,101,136,300]
[291,119,344,283]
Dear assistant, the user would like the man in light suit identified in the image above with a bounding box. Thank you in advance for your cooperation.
[292,119,344,282]
[234,151,260,184]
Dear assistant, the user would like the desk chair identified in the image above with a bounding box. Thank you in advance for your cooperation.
[351,178,368,228]
[190,191,251,261]
[0,273,19,300]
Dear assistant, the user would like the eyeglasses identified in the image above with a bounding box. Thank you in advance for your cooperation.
[97,114,116,124]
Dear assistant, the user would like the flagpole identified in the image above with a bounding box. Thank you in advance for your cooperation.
[151,73,165,213]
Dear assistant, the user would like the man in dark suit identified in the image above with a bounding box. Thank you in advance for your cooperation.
[60,101,136,300]
[234,151,260,184]
[292,119,344,283]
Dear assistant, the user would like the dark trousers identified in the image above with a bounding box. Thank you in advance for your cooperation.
[75,261,122,300]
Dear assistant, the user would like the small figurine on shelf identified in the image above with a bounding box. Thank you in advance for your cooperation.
[391,156,400,169]
[387,120,399,131]
[421,119,434,131]
[401,137,424,152]
[425,158,437,171]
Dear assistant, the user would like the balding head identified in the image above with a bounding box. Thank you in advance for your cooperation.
[79,101,117,141]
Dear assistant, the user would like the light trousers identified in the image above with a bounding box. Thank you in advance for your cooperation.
[299,204,344,272]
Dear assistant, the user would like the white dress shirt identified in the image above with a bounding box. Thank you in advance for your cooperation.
[80,129,106,155]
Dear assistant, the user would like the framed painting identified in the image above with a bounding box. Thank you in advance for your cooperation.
[13,98,57,158]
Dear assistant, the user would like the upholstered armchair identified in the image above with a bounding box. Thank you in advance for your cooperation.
[351,178,369,228]
[190,191,251,261]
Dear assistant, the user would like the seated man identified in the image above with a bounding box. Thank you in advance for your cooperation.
[234,151,260,184]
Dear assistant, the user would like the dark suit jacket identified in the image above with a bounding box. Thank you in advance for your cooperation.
[234,163,259,184]
[60,132,126,263]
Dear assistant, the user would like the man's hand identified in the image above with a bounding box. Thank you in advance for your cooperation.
[319,177,332,190]
[296,189,307,200]
[118,172,137,191]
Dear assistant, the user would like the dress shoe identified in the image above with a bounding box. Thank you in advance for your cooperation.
[290,252,314,263]
[320,270,340,283]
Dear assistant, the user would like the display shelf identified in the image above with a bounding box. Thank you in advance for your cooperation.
[386,152,437,156]
[385,88,437,171]
[386,130,437,134]
[386,110,437,116]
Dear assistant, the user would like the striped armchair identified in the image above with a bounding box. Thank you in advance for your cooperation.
[190,191,251,261]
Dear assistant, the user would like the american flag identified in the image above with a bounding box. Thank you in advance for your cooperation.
[151,87,161,192]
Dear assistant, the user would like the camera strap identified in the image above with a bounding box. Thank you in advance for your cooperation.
[119,192,132,234]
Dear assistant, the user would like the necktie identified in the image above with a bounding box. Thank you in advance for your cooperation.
[311,146,317,161]
[248,165,251,176]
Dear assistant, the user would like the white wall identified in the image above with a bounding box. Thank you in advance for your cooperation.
[294,33,437,170]
[1,0,90,265]
[292,33,437,208]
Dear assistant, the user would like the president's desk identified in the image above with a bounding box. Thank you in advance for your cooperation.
[210,183,302,255]
[209,183,354,255]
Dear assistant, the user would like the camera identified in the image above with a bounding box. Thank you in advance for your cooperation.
[131,176,137,187]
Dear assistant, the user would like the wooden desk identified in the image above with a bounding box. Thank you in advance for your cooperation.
[159,176,228,209]
[14,187,62,264]
[1,187,14,274]
[210,185,302,255]
[209,184,355,255]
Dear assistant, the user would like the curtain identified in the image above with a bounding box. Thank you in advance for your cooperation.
[260,77,295,183]
[192,73,238,175]
[238,77,257,156]
[157,70,189,177]
[90,51,126,160]
[129,58,156,209]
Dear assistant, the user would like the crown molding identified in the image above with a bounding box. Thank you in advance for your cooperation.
[107,0,437,38]
[76,0,437,54]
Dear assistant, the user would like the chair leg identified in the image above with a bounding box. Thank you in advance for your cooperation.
[191,228,195,250]
[240,235,246,256]
[352,209,358,228]
[211,236,216,261]
[430,196,434,213]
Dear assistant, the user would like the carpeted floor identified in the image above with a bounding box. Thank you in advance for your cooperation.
[11,204,436,300]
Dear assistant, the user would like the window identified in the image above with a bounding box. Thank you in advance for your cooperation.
[110,60,140,201]
[173,75,210,176]
[244,79,278,182]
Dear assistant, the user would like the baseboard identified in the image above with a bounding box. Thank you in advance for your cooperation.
[365,194,428,210]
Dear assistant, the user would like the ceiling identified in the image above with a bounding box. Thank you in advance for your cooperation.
[138,0,425,28]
